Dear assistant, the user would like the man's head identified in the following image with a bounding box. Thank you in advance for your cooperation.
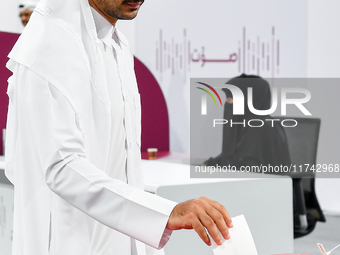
[89,0,144,26]
[19,2,37,26]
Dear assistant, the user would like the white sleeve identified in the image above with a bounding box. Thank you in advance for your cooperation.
[8,64,177,249]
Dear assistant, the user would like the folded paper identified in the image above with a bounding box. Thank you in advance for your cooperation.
[212,214,258,255]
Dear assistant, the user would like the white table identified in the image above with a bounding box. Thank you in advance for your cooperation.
[0,156,13,255]
[142,160,294,255]
[0,156,4,170]
[0,158,294,255]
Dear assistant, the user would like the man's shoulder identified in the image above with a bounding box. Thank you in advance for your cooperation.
[9,11,89,85]
[10,11,84,65]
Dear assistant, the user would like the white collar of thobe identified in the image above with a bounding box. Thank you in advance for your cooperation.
[90,7,126,49]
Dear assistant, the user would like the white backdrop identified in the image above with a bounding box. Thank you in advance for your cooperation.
[307,0,340,214]
[134,0,307,153]
[0,0,28,33]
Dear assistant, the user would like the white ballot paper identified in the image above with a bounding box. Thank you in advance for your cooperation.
[211,214,258,255]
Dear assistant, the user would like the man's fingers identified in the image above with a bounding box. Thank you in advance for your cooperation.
[205,198,233,228]
[167,197,233,247]
[199,213,223,245]
[192,219,211,245]
[206,206,230,240]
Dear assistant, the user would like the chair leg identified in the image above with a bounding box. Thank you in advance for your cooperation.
[294,178,308,231]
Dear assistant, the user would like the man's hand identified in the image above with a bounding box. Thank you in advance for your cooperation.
[166,196,233,246]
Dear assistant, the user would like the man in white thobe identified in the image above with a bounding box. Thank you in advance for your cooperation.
[5,0,233,254]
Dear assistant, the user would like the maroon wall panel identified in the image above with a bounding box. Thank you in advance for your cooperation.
[0,31,20,155]
[134,57,170,153]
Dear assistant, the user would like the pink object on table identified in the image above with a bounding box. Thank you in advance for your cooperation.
[273,254,312,255]
[141,151,170,160]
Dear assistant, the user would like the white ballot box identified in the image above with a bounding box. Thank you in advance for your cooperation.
[142,160,294,255]
[0,158,294,255]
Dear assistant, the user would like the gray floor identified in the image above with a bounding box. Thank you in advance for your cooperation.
[294,213,340,255]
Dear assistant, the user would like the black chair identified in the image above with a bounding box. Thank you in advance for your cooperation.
[274,117,326,238]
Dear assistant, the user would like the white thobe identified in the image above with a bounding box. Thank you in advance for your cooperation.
[5,1,177,254]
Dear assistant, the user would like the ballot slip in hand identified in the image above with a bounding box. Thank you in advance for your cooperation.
[211,214,340,255]
[211,214,258,255]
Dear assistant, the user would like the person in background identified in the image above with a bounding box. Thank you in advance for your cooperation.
[204,74,291,169]
[18,1,37,27]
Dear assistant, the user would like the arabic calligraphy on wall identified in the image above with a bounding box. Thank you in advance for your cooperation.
[191,48,237,67]
[155,27,280,81]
